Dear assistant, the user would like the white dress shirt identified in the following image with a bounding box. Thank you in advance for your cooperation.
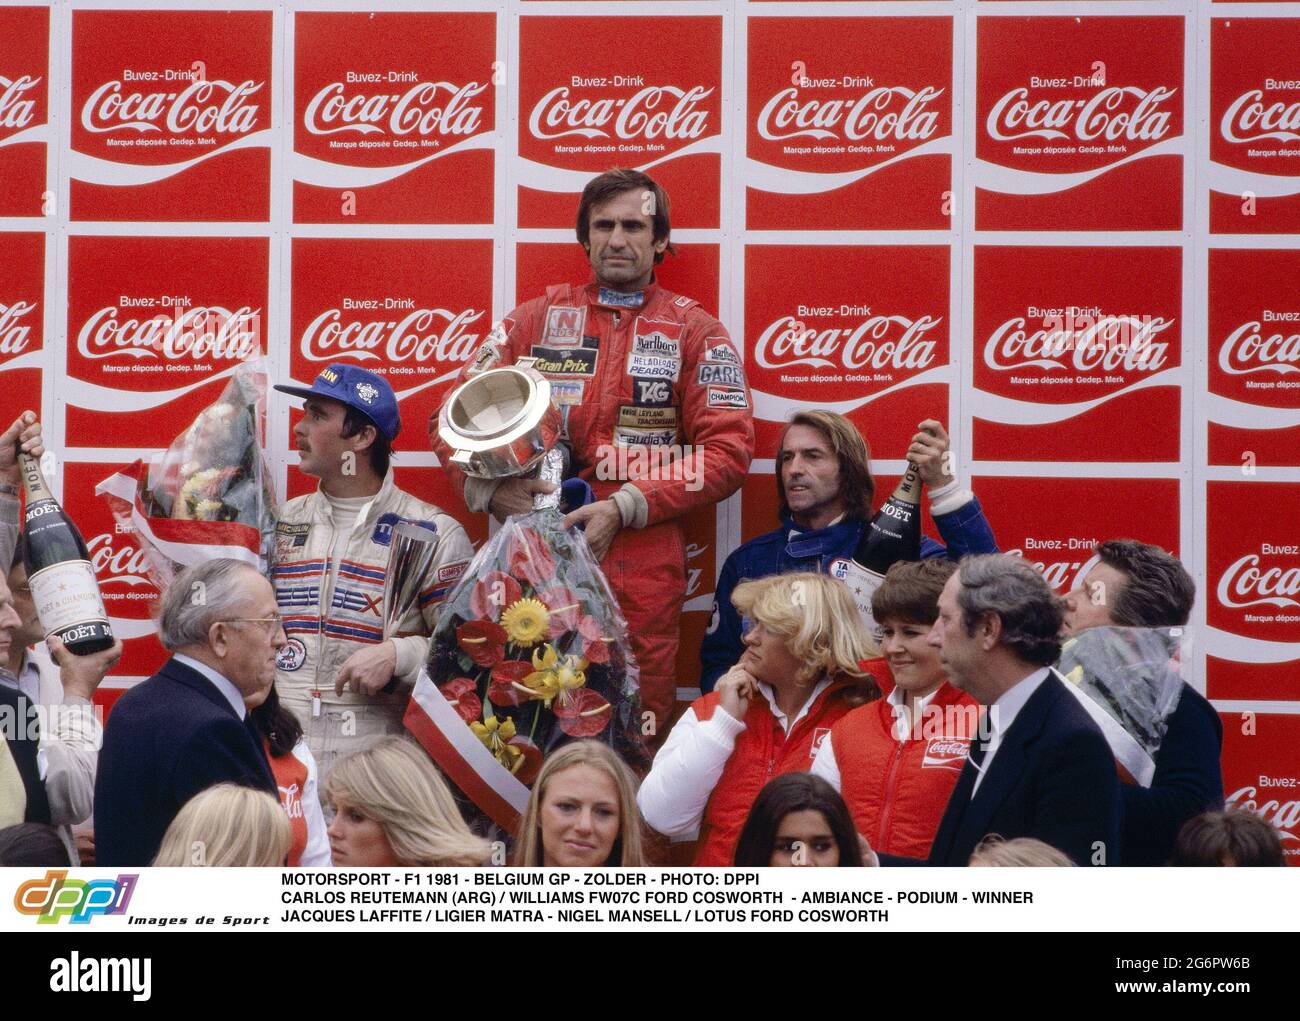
[970,667,1051,797]
[174,653,248,719]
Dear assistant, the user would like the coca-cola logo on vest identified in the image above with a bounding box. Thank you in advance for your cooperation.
[293,11,496,224]
[70,9,272,221]
[65,236,269,447]
[746,17,953,230]
[516,15,722,228]
[0,6,49,216]
[975,16,1184,230]
[290,237,493,443]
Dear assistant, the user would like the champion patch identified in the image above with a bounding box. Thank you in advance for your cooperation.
[277,637,307,672]
[542,306,585,348]
[627,352,680,381]
[707,387,749,410]
[697,363,745,387]
[618,405,678,429]
[530,345,599,377]
[633,378,673,406]
[550,379,586,406]
[705,340,740,366]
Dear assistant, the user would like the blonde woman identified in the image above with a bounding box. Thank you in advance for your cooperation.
[325,736,490,867]
[512,741,646,867]
[639,572,879,866]
[969,835,1076,868]
[153,784,291,867]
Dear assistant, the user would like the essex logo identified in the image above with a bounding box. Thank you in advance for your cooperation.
[14,871,138,925]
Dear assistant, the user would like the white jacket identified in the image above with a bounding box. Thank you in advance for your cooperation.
[271,471,474,717]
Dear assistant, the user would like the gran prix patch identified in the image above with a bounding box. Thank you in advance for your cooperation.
[707,387,749,410]
[697,362,745,388]
[618,405,678,429]
[615,426,679,447]
[633,378,673,406]
[530,346,599,377]
[276,637,307,672]
[705,340,740,366]
[542,306,585,348]
[627,352,680,381]
[550,379,585,406]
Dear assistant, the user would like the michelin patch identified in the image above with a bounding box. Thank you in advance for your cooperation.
[633,377,673,407]
[697,362,746,387]
[372,512,439,547]
[627,352,680,381]
[277,637,307,672]
[707,387,749,410]
[274,522,310,560]
[542,306,585,348]
[618,405,678,429]
[550,379,585,406]
[530,346,599,377]
[704,340,740,366]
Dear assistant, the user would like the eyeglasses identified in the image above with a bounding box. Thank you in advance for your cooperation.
[221,614,285,635]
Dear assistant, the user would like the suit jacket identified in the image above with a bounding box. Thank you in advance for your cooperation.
[94,656,276,867]
[1121,682,1224,866]
[881,671,1121,867]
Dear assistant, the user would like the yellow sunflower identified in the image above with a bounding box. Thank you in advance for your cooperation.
[500,598,550,646]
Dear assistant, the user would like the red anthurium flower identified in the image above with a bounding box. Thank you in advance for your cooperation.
[470,572,524,622]
[488,660,534,707]
[583,639,611,665]
[507,735,543,786]
[554,688,612,738]
[537,585,582,636]
[439,677,482,724]
[457,620,507,667]
[507,527,557,587]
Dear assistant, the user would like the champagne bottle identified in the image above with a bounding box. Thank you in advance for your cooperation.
[829,462,923,637]
[18,451,114,655]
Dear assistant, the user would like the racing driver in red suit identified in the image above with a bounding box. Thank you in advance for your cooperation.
[432,169,754,736]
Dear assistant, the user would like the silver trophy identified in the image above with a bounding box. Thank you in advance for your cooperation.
[437,359,567,509]
[381,521,442,640]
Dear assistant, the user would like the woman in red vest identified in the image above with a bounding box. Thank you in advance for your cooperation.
[250,685,331,866]
[638,572,878,866]
[811,559,978,859]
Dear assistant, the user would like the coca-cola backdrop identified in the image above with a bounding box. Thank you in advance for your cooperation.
[7,3,1299,861]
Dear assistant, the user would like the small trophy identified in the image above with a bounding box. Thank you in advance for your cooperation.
[381,521,442,641]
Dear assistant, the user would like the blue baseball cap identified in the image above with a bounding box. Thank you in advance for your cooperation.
[274,363,402,441]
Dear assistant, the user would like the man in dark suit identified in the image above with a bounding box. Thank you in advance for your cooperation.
[1065,539,1224,866]
[95,559,284,866]
[873,554,1121,867]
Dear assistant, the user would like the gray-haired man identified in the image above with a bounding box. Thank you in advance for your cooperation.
[94,559,281,866]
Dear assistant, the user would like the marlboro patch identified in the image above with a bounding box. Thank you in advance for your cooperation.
[632,319,683,360]
[530,346,599,377]
[542,306,585,348]
[697,363,745,388]
[618,405,678,429]
[707,387,749,410]
[705,340,740,366]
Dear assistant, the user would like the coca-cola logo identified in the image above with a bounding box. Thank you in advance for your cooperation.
[987,85,1176,143]
[983,315,1173,373]
[527,84,712,141]
[755,314,941,371]
[1004,546,1092,593]
[1227,786,1300,842]
[76,305,261,362]
[1218,321,1300,376]
[0,75,41,130]
[1216,552,1300,610]
[303,80,486,138]
[299,307,482,365]
[86,534,153,588]
[279,782,304,820]
[0,300,36,356]
[684,541,707,599]
[1221,89,1300,144]
[81,78,263,135]
[757,85,943,143]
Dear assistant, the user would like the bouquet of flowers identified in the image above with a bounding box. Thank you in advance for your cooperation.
[408,510,646,829]
[96,360,277,591]
[1057,626,1188,786]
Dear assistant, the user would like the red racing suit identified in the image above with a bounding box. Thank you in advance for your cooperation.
[431,279,754,730]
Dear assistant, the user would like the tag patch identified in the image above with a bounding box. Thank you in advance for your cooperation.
[697,363,746,387]
[705,340,740,366]
[277,637,307,672]
[707,387,749,410]
[615,426,679,447]
[530,346,599,377]
[627,352,680,381]
[618,405,678,429]
[550,379,585,406]
[542,306,585,348]
[633,378,673,406]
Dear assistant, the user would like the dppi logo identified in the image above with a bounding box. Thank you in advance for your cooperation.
[82,78,263,135]
[303,81,487,137]
[987,85,1176,143]
[0,75,41,130]
[757,85,944,143]
[14,870,138,924]
[1220,87,1300,144]
[1218,320,1300,376]
[528,85,712,141]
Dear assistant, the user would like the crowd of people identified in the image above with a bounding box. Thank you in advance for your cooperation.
[0,168,1270,871]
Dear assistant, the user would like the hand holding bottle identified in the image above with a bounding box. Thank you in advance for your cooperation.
[907,419,955,489]
[0,411,44,487]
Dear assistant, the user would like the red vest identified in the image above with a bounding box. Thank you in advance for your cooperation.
[692,676,860,867]
[266,739,310,868]
[832,681,977,859]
